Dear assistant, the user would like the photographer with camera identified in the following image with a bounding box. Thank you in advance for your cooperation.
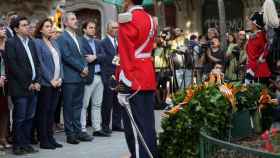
[153,30,171,109]
[204,37,225,75]
[189,35,207,83]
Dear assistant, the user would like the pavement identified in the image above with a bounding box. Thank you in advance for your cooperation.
[2,110,163,158]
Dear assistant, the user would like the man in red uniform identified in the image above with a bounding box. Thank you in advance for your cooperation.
[246,12,271,84]
[116,0,158,157]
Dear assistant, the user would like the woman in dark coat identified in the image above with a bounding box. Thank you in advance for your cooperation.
[34,18,63,149]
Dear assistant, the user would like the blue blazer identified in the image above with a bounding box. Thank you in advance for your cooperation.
[34,38,63,87]
[80,36,105,84]
[100,36,117,78]
[56,31,87,83]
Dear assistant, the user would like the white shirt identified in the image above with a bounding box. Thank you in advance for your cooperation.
[107,34,117,48]
[18,35,36,80]
[0,51,4,76]
[7,27,14,37]
[66,30,81,53]
[49,45,60,80]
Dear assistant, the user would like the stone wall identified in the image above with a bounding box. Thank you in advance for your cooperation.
[0,0,54,21]
[65,0,117,38]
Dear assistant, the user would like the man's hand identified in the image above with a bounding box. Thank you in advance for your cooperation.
[33,83,41,91]
[258,54,266,63]
[0,76,5,87]
[117,93,130,107]
[246,68,255,77]
[28,84,34,91]
[56,78,62,87]
[85,54,96,63]
[80,67,89,77]
[51,79,58,88]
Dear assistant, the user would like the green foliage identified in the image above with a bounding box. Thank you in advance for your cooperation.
[235,83,264,111]
[171,90,186,105]
[159,86,231,158]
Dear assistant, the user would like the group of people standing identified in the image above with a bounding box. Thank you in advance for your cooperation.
[0,11,123,155]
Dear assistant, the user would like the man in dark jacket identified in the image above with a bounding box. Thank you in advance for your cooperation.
[4,16,41,155]
[56,12,92,144]
[101,21,123,133]
[80,21,108,137]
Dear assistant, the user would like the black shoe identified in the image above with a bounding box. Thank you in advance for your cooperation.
[103,128,112,134]
[23,145,39,153]
[93,130,111,137]
[77,132,93,142]
[66,136,80,145]
[31,137,39,145]
[49,137,63,148]
[13,147,27,155]
[40,143,56,150]
[112,127,124,132]
[51,141,63,148]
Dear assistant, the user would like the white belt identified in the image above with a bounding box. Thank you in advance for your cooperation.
[135,52,151,59]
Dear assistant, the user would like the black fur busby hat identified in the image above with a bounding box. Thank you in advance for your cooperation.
[132,0,144,5]
[250,12,265,29]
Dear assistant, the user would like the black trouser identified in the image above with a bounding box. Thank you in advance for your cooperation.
[55,93,63,124]
[12,94,37,148]
[38,86,60,145]
[62,83,84,137]
[101,84,122,130]
[122,91,158,158]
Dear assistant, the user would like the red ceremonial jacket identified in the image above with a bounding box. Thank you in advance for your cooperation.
[116,6,157,91]
[246,31,271,78]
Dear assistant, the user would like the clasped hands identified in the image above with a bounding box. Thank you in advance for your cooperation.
[28,82,41,91]
[80,67,89,78]
[51,78,62,88]
[80,54,97,78]
[0,75,6,87]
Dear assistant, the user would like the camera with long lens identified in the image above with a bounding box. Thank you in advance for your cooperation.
[198,41,209,56]
[160,27,172,48]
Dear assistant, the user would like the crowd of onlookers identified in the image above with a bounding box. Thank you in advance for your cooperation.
[0,11,123,156]
[153,22,280,109]
[152,27,251,107]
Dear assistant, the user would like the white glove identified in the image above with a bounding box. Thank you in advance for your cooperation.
[258,54,266,63]
[246,69,255,77]
[117,93,130,107]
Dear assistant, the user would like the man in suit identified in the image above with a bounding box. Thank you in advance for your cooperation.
[80,21,109,137]
[4,16,41,155]
[101,21,123,133]
[56,12,93,144]
[5,11,17,39]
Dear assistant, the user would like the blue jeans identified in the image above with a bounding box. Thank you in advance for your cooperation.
[12,94,37,148]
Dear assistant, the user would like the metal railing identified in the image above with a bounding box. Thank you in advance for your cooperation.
[200,131,280,158]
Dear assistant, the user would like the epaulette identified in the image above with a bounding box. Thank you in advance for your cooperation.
[118,12,132,23]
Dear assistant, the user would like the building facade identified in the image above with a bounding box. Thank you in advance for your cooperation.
[175,0,265,34]
[0,0,266,35]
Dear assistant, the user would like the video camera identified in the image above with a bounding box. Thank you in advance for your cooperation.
[160,27,172,48]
